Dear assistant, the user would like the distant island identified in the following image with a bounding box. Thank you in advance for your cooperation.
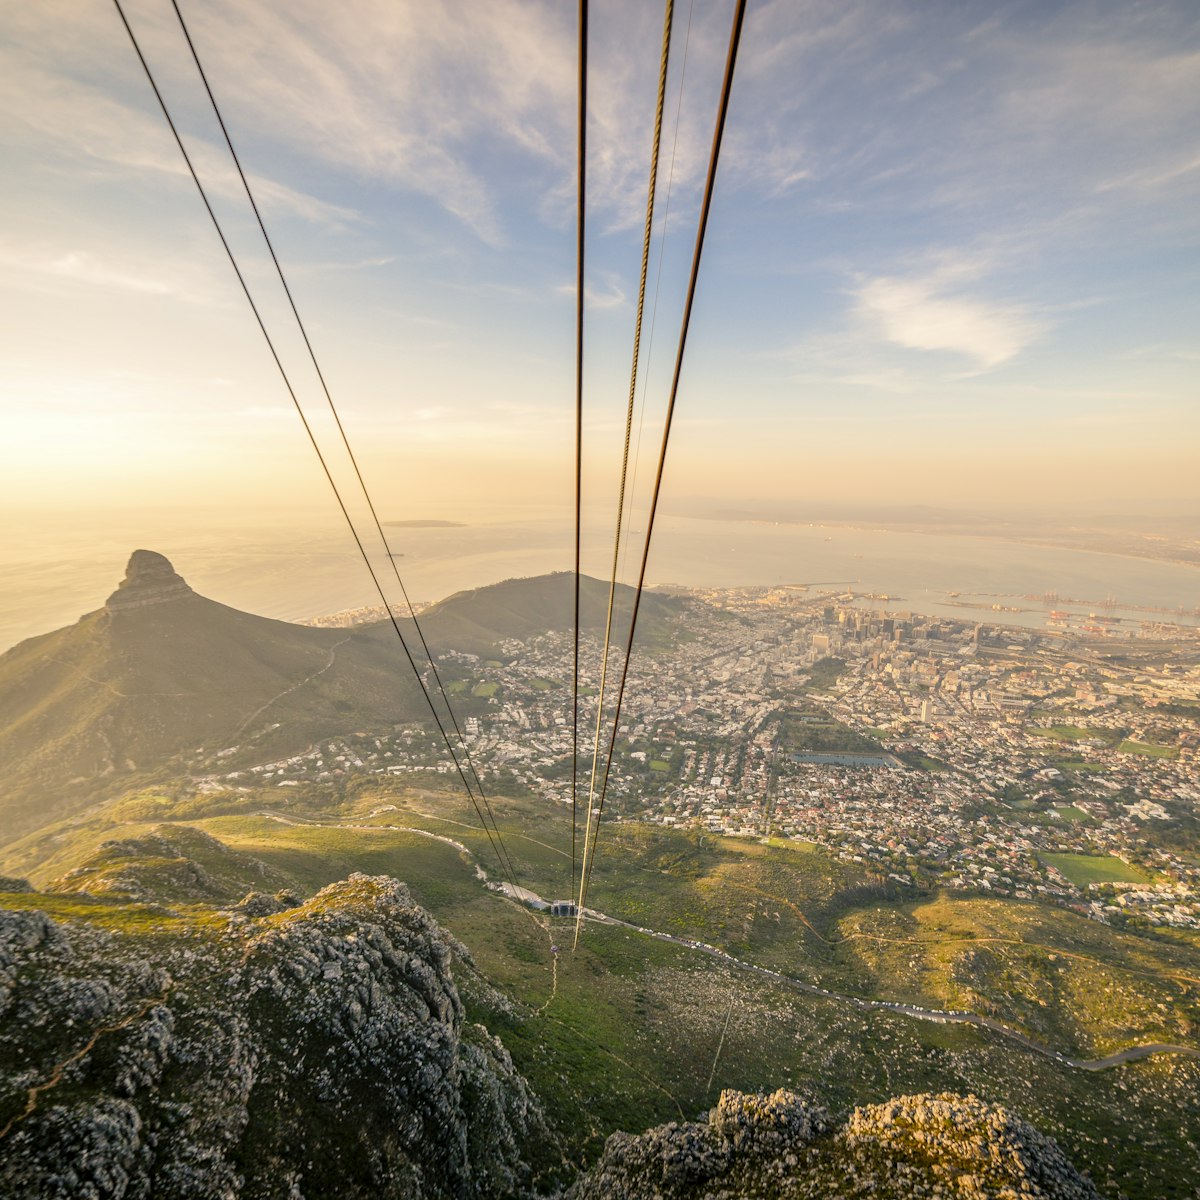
[383,519,466,528]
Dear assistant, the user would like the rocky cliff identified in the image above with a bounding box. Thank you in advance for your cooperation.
[0,874,545,1199]
[570,1086,1102,1200]
[0,829,1107,1200]
[104,550,197,612]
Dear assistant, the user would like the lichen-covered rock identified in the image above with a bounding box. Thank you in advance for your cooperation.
[2,1097,147,1200]
[837,1092,1103,1200]
[227,890,288,917]
[0,875,546,1199]
[569,1088,829,1199]
[236,875,543,1198]
[569,1087,1102,1200]
[51,826,288,905]
[0,877,33,893]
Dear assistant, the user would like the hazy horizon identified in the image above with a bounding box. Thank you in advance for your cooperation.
[4,502,1198,654]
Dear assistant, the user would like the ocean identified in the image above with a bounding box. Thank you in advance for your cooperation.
[2,508,1197,651]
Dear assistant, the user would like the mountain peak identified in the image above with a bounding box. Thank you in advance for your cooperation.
[105,549,195,611]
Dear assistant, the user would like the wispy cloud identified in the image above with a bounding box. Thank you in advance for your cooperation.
[46,251,173,296]
[1096,151,1200,196]
[855,270,1043,370]
[308,256,397,273]
[0,241,219,304]
[833,369,919,395]
[165,0,574,245]
[556,275,627,311]
[1,0,1195,493]
[0,44,359,231]
[722,0,1200,256]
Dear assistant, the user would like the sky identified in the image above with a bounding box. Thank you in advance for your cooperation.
[2,0,1198,540]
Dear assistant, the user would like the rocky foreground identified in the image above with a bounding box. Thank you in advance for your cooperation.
[569,1087,1103,1200]
[1,838,1105,1200]
[0,874,544,1199]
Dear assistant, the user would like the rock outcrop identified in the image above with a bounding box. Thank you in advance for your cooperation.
[52,825,289,905]
[0,875,545,1199]
[105,550,196,612]
[570,1087,1102,1200]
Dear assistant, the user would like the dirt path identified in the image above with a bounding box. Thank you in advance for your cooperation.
[230,634,352,741]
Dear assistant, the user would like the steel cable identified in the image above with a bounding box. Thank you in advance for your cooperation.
[574,0,748,949]
[112,0,534,921]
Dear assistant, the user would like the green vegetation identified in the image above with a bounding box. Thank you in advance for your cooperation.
[472,681,500,698]
[767,837,821,852]
[194,816,475,912]
[0,889,201,934]
[1042,853,1153,886]
[5,790,1199,1199]
[803,656,846,692]
[1029,725,1120,745]
[1048,758,1109,775]
[1051,805,1093,823]
[895,751,950,771]
[779,706,881,755]
[1118,739,1179,759]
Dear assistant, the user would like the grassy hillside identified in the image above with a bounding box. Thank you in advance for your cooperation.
[0,590,425,838]
[5,781,1197,1197]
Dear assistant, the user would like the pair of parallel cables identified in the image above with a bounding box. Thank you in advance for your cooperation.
[570,0,748,948]
[111,0,536,922]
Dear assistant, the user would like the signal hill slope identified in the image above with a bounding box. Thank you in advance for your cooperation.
[0,552,681,841]
[408,570,681,657]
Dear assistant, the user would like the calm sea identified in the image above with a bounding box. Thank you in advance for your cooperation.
[2,509,1197,652]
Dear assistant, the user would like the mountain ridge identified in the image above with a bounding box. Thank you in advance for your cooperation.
[0,552,426,839]
[0,553,685,845]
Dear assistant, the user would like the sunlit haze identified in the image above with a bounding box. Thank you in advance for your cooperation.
[3,0,1197,529]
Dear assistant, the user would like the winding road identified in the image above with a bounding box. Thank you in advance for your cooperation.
[253,811,1200,1075]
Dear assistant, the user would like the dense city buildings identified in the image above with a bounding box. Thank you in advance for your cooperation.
[207,587,1200,930]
